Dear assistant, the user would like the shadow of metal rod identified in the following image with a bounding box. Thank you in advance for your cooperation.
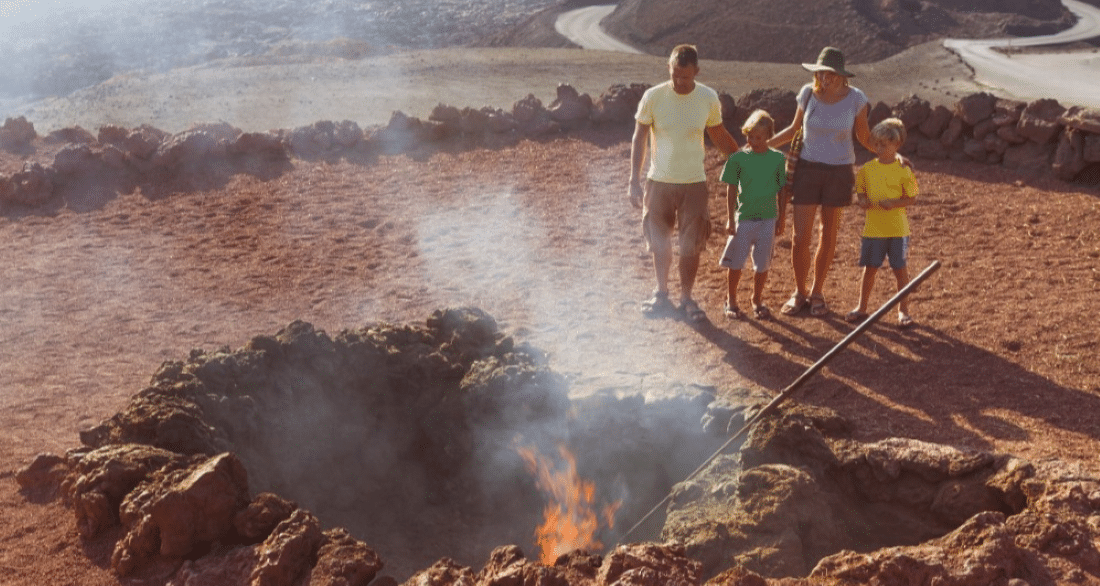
[615,259,942,546]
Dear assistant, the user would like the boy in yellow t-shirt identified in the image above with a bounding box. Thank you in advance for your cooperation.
[846,118,919,328]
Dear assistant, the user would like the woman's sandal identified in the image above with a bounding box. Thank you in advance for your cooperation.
[779,293,807,316]
[845,310,869,324]
[724,305,744,320]
[809,294,829,317]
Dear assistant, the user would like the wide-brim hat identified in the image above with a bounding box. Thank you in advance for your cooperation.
[802,47,855,77]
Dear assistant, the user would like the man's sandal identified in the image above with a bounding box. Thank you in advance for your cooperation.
[641,291,675,317]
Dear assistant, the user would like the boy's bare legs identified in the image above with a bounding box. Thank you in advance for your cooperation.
[751,271,768,308]
[856,266,877,314]
[893,267,912,325]
[726,268,742,312]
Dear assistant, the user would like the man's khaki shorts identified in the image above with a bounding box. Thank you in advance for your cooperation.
[642,180,711,257]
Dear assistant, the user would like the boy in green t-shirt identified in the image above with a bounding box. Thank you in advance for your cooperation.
[718,110,787,320]
[846,117,919,328]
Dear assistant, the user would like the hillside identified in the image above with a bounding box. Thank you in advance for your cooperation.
[566,0,1077,63]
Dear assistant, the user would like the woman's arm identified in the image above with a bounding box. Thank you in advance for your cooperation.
[853,103,874,153]
[769,106,804,149]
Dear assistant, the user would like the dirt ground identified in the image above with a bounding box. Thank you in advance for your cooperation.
[2,45,1100,584]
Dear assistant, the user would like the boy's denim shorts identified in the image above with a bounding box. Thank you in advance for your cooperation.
[860,236,909,269]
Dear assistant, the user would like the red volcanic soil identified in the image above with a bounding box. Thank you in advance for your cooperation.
[2,117,1099,582]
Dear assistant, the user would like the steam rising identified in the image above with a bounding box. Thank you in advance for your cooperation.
[0,0,559,106]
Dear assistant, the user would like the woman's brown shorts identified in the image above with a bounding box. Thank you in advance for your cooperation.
[791,159,854,207]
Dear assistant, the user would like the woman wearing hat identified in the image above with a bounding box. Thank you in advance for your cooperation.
[770,47,875,317]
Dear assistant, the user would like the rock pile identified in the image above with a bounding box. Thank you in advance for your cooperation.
[2,83,1096,214]
[16,308,732,584]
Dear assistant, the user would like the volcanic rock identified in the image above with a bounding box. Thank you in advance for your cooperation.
[894,95,931,130]
[0,116,37,152]
[919,104,953,139]
[590,84,647,126]
[1059,106,1100,135]
[0,162,54,208]
[954,92,996,126]
[1018,98,1067,144]
[112,452,251,576]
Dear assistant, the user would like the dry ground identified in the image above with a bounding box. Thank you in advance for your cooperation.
[1,44,1099,584]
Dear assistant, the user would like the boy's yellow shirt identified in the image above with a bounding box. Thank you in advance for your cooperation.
[855,158,918,238]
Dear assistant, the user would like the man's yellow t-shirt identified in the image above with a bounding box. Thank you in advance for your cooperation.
[635,81,724,184]
[855,159,918,238]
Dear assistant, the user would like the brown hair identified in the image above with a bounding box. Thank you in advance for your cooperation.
[669,44,699,68]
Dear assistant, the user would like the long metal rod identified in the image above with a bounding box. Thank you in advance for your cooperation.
[616,260,942,545]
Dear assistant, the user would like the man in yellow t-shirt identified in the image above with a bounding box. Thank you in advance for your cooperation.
[847,118,919,328]
[628,44,739,322]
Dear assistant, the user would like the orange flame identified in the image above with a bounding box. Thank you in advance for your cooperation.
[517,443,622,565]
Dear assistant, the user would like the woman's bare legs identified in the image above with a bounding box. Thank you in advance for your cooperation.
[809,205,844,300]
[790,204,818,299]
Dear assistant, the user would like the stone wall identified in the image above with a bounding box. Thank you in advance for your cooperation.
[2,83,1097,213]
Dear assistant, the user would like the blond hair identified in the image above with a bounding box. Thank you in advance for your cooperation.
[741,109,775,138]
[871,117,907,145]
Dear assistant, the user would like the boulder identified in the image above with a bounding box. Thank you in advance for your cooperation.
[591,83,648,125]
[311,527,384,586]
[1053,128,1089,181]
[893,95,931,130]
[735,88,797,131]
[112,452,251,576]
[234,492,298,542]
[332,120,363,148]
[0,116,37,151]
[249,508,325,586]
[597,542,702,586]
[62,444,191,538]
[1058,106,1100,135]
[1,163,54,207]
[289,120,336,157]
[996,124,1027,145]
[919,105,953,140]
[954,92,996,126]
[992,98,1026,127]
[940,117,966,148]
[864,101,890,130]
[1018,98,1066,144]
[44,125,96,145]
[513,94,557,136]
[548,83,593,128]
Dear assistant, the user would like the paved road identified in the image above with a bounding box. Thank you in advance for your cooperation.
[939,0,1100,107]
[554,4,642,54]
[559,1,1100,108]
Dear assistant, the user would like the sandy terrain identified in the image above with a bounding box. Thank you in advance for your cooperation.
[2,40,1099,584]
[7,42,982,135]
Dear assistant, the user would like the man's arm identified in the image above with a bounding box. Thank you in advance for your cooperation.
[707,123,739,157]
[628,121,650,208]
